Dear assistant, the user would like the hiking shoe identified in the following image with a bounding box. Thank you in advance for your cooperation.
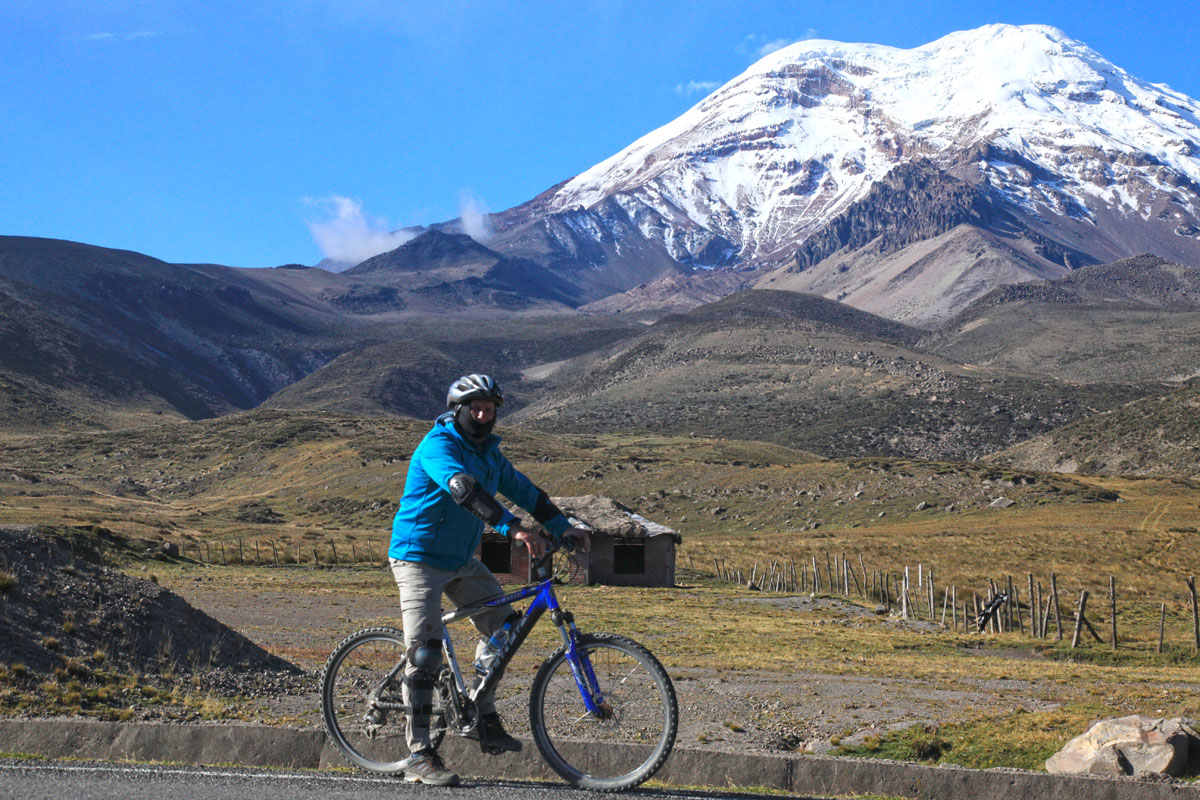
[403,750,460,786]
[479,712,523,753]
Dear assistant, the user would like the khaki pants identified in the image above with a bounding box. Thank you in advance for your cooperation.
[390,557,513,753]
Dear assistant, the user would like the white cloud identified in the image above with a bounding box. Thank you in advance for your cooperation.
[455,189,493,243]
[304,196,416,266]
[755,38,792,57]
[75,30,161,42]
[740,30,819,59]
[673,80,721,97]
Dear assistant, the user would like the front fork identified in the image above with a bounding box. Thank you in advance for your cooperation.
[554,610,612,719]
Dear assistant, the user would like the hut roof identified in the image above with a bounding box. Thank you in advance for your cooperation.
[552,495,679,541]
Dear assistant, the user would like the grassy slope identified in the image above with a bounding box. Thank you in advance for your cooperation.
[1,409,1195,601]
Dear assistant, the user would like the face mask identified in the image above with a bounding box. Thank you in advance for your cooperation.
[455,404,495,441]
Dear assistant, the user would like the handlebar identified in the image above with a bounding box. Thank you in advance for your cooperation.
[531,519,590,578]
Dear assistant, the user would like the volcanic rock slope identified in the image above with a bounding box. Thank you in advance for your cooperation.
[0,236,342,431]
[923,255,1200,384]
[987,378,1200,478]
[486,24,1200,322]
[510,290,1150,460]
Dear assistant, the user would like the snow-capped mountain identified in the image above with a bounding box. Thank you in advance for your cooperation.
[487,24,1200,321]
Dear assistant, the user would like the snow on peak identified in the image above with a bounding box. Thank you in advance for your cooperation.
[545,24,1200,266]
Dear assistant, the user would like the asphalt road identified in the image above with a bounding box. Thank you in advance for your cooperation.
[0,759,817,800]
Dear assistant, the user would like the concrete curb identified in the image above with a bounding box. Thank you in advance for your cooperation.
[2,718,1199,799]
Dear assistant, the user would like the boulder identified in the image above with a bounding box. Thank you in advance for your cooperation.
[1045,715,1198,777]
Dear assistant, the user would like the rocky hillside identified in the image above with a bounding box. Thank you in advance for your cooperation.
[512,290,1149,460]
[923,256,1200,383]
[344,229,582,310]
[0,236,343,431]
[987,380,1200,477]
[0,525,299,676]
[0,236,637,433]
[263,315,642,418]
[754,163,1076,326]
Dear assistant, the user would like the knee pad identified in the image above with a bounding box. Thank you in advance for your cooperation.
[406,639,443,678]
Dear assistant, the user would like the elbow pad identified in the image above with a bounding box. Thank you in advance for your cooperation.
[532,489,564,525]
[447,473,505,526]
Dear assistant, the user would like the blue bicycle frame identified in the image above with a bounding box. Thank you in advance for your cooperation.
[438,572,606,718]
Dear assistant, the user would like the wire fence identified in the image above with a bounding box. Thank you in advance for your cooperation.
[179,538,390,568]
[684,549,1200,655]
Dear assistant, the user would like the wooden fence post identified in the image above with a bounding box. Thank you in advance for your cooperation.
[1028,574,1037,638]
[988,579,1001,633]
[220,542,227,566]
[928,572,935,623]
[238,539,244,565]
[1071,590,1088,648]
[1158,603,1166,654]
[1051,574,1063,641]
[1109,576,1118,650]
[271,540,279,566]
[1007,576,1016,631]
[1188,576,1199,653]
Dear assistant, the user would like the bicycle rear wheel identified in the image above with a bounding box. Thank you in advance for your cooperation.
[320,626,446,773]
[529,632,677,792]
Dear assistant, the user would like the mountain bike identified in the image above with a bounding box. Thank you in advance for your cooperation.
[320,538,678,792]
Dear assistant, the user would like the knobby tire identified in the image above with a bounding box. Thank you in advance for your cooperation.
[320,626,446,774]
[528,632,678,792]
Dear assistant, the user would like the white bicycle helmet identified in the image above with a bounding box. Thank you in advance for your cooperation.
[446,373,504,408]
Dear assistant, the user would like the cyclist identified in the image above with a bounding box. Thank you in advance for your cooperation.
[389,373,590,786]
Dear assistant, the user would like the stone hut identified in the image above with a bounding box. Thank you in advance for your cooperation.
[476,495,680,587]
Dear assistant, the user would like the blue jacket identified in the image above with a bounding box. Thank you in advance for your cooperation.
[389,413,570,570]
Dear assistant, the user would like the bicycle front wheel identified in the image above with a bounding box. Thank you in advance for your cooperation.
[321,626,446,774]
[529,632,677,792]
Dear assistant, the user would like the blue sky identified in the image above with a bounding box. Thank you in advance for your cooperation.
[2,1,1198,267]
